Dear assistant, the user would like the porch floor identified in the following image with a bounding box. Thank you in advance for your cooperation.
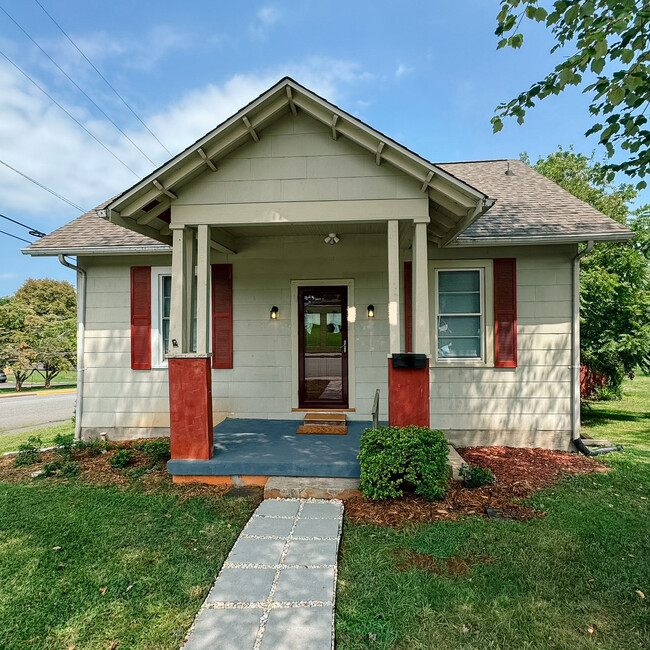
[168,418,377,478]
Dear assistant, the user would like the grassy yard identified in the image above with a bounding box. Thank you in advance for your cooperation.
[0,369,77,393]
[0,422,74,455]
[0,472,256,648]
[336,376,650,649]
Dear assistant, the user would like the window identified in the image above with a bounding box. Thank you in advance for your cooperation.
[436,269,483,361]
[151,267,198,367]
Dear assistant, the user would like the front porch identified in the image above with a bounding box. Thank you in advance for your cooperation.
[167,417,375,480]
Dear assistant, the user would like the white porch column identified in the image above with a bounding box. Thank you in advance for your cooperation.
[169,226,195,354]
[196,224,212,355]
[412,219,431,355]
[387,219,401,354]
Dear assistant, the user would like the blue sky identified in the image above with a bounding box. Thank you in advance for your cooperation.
[0,0,645,296]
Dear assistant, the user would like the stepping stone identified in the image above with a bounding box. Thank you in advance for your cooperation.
[183,608,262,650]
[293,517,340,539]
[284,539,339,566]
[260,607,334,649]
[300,502,342,519]
[273,567,336,603]
[227,538,285,565]
[256,499,301,517]
[206,568,276,604]
[243,515,295,538]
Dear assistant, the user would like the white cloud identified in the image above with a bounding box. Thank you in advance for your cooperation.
[251,6,281,39]
[395,64,412,79]
[0,56,374,217]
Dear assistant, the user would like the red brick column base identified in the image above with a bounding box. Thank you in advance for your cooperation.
[168,356,213,460]
[388,358,430,427]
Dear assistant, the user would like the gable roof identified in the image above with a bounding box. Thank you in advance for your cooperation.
[438,159,633,245]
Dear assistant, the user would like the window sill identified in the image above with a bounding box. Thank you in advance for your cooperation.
[432,359,494,369]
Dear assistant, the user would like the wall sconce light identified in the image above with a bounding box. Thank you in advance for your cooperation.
[367,304,375,318]
[270,306,279,320]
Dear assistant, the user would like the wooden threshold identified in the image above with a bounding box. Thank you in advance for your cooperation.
[292,408,355,412]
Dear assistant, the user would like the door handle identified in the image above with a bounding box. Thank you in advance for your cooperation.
[343,340,347,354]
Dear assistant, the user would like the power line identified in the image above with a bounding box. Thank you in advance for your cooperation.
[0,158,87,212]
[0,213,45,237]
[0,4,158,166]
[33,0,172,157]
[0,229,31,244]
[0,47,140,177]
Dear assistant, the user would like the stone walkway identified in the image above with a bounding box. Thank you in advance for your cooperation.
[182,498,344,650]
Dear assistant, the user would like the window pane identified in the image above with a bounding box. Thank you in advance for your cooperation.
[162,318,170,356]
[439,292,480,314]
[438,335,481,358]
[438,315,481,337]
[438,270,480,293]
[162,276,171,318]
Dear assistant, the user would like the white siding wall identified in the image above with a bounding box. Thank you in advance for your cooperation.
[429,244,576,450]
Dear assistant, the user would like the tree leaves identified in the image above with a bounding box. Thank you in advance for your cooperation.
[494,0,650,188]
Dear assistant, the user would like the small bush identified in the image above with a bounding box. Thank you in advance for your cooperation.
[123,466,147,480]
[14,436,43,467]
[140,439,171,465]
[460,463,496,489]
[358,425,449,501]
[61,461,81,478]
[53,433,75,459]
[109,449,135,469]
[77,439,110,457]
[42,460,64,477]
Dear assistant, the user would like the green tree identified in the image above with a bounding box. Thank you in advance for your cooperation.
[0,279,76,390]
[523,149,650,393]
[495,0,650,188]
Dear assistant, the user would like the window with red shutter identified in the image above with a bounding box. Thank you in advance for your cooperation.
[494,258,517,368]
[130,266,151,370]
[211,264,233,369]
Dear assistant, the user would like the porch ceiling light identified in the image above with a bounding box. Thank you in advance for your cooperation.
[367,304,375,318]
[270,306,279,319]
[324,233,340,245]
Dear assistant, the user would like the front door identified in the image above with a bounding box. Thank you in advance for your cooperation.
[298,286,349,409]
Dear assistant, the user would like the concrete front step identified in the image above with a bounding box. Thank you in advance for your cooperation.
[303,412,347,426]
[265,477,361,500]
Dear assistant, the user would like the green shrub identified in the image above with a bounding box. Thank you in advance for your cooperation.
[77,439,110,457]
[53,433,75,459]
[459,463,496,489]
[42,460,64,477]
[109,449,135,469]
[61,461,81,478]
[358,425,449,501]
[14,436,43,467]
[123,466,147,480]
[139,439,171,465]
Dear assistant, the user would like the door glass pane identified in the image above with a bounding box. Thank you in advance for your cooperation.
[302,289,344,404]
[161,275,171,358]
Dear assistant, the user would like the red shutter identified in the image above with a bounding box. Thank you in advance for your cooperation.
[494,258,517,368]
[130,266,151,370]
[211,264,233,369]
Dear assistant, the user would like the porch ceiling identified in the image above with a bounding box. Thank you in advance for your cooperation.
[220,221,387,239]
[106,78,494,250]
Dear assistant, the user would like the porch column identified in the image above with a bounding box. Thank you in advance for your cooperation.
[168,224,214,463]
[412,219,431,356]
[387,219,401,354]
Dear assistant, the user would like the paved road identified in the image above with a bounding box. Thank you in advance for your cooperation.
[0,392,76,434]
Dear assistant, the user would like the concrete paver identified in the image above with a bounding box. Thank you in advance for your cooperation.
[181,498,343,650]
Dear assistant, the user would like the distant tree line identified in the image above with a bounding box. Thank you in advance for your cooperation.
[0,279,76,390]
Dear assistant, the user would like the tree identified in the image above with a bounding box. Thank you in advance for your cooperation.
[0,279,76,390]
[523,148,650,393]
[494,0,650,189]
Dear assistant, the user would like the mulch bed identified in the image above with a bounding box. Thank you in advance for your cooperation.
[0,440,231,499]
[344,445,607,528]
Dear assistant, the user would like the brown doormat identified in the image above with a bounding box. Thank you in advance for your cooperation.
[296,425,348,435]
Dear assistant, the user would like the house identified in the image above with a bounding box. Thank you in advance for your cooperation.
[25,78,632,483]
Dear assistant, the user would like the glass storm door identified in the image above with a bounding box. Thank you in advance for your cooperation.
[298,286,349,409]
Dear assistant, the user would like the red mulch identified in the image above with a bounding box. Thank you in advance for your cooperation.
[344,445,607,528]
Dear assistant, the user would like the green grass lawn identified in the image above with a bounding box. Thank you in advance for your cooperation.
[0,422,74,455]
[0,369,77,393]
[336,376,650,649]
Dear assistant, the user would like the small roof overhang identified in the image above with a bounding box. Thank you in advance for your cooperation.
[106,77,495,248]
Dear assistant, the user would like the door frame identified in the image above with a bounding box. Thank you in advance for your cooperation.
[291,279,355,410]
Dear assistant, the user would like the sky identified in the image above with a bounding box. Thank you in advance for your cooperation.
[0,0,646,296]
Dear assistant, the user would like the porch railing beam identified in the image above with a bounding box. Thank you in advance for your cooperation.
[412,221,431,355]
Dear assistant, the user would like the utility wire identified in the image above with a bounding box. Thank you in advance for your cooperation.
[0,229,32,244]
[0,48,140,177]
[0,4,158,166]
[0,213,45,237]
[0,158,87,212]
[33,0,172,157]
